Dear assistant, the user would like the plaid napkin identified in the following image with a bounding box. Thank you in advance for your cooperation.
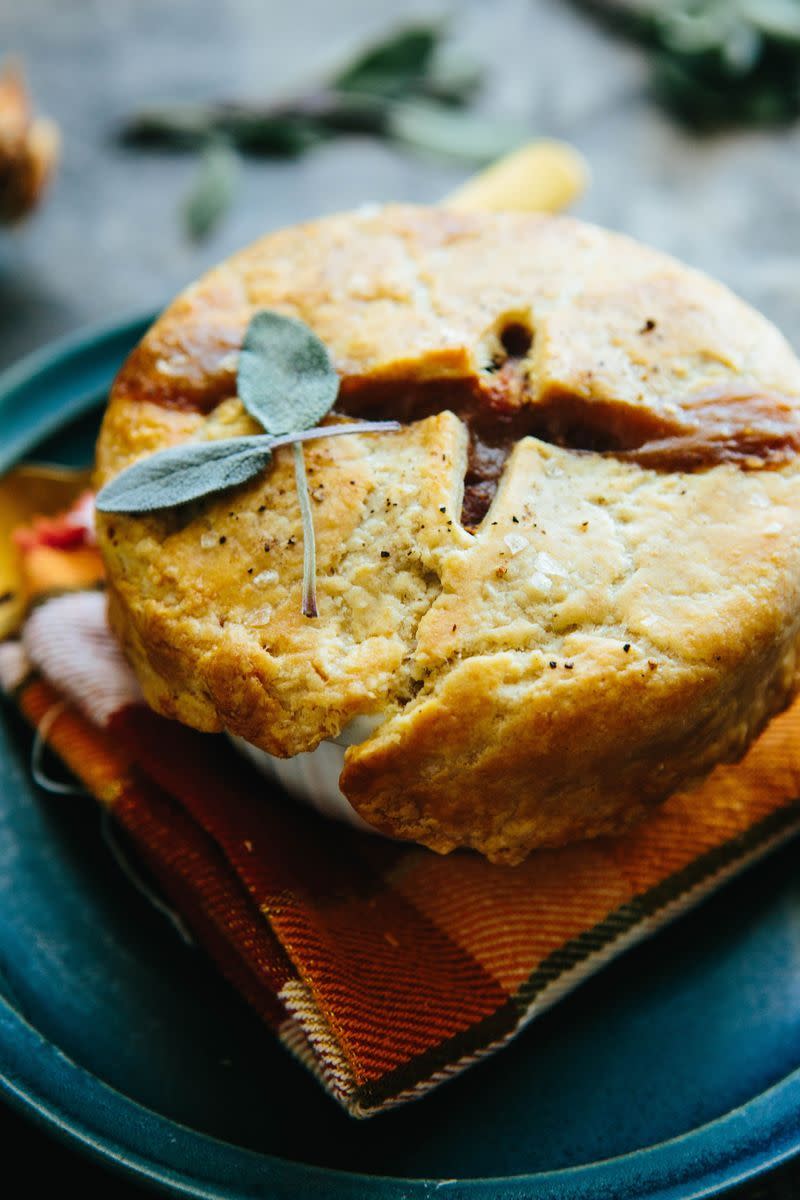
[3,493,800,1118]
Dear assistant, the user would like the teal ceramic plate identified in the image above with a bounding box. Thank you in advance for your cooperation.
[3,317,800,1199]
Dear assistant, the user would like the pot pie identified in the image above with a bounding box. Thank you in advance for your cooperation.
[94,205,800,865]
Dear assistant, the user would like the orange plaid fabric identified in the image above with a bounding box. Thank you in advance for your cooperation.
[3,499,800,1116]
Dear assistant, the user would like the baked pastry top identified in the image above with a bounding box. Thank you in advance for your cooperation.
[95,205,800,863]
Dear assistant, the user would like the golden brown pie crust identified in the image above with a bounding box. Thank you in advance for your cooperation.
[95,205,800,863]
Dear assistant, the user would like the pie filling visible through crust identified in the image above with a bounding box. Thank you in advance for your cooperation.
[334,345,800,530]
[94,206,800,863]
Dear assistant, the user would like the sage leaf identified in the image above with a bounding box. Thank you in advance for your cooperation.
[658,8,736,55]
[94,303,402,625]
[334,24,440,98]
[183,139,239,241]
[95,423,400,516]
[388,100,526,164]
[422,49,484,106]
[238,310,339,436]
[96,436,271,513]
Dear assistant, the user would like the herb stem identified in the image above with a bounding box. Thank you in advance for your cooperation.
[268,420,400,452]
[293,441,318,618]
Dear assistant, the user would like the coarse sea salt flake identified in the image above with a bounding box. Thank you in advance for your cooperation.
[528,571,553,595]
[218,351,239,373]
[253,569,278,586]
[765,522,783,534]
[535,551,567,577]
[248,605,273,627]
[155,354,189,376]
[200,531,217,549]
[504,533,529,556]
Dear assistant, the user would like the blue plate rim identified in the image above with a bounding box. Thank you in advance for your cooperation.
[2,316,800,1199]
[0,308,156,475]
[4,979,800,1200]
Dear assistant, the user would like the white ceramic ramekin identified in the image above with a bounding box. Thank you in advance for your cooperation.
[228,714,384,833]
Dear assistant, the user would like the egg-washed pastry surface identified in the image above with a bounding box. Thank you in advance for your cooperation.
[95,205,800,864]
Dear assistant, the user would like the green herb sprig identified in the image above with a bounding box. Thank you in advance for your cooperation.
[120,23,527,239]
[96,311,400,618]
[183,139,240,243]
[578,0,800,128]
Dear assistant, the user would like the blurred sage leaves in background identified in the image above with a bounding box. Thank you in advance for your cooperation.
[122,23,527,241]
[579,0,800,127]
[182,139,240,242]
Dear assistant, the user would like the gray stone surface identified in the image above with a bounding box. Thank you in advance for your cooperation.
[2,0,800,372]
